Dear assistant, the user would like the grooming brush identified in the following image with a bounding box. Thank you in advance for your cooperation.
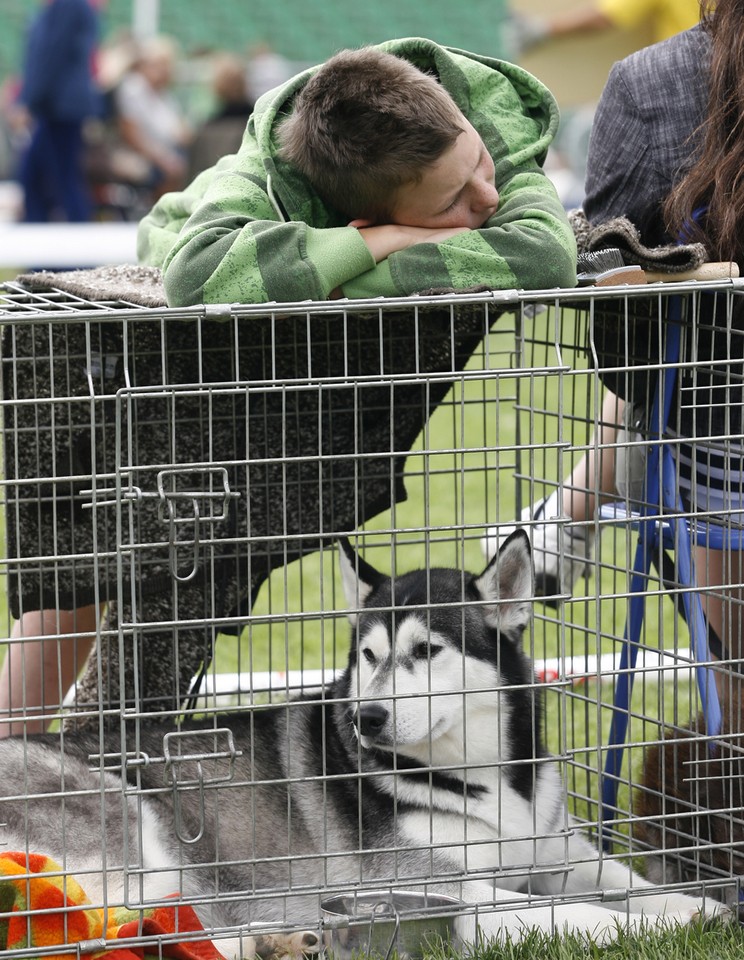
[576,248,647,286]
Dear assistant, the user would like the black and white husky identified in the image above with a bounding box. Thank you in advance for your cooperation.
[0,532,722,957]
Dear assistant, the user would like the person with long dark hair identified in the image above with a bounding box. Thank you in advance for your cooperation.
[487,0,744,714]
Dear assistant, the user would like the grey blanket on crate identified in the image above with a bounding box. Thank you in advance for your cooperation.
[3,266,499,728]
[14,264,169,307]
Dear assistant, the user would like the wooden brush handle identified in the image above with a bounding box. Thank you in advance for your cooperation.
[645,262,740,282]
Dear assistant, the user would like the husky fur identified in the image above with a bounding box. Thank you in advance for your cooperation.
[0,532,723,957]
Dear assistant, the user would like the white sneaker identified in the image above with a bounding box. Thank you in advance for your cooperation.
[481,491,595,607]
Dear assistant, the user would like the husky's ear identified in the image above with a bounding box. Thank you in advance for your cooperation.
[473,529,533,635]
[337,538,385,624]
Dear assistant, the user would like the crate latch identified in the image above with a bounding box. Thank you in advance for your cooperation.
[163,728,239,844]
[156,467,240,583]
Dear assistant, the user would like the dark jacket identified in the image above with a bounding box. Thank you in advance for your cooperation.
[584,25,743,497]
[584,25,709,246]
[20,0,100,123]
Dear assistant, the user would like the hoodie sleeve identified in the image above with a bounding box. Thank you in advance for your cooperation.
[138,159,376,306]
[140,154,573,305]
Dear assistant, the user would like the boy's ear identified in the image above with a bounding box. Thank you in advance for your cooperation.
[473,529,533,636]
[337,537,385,624]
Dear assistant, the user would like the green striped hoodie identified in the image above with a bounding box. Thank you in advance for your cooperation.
[137,37,577,306]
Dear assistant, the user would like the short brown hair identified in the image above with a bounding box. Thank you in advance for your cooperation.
[277,47,464,221]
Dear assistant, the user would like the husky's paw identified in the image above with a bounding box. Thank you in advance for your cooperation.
[679,897,730,923]
[214,934,257,960]
[642,892,730,923]
[254,930,321,958]
[216,930,319,960]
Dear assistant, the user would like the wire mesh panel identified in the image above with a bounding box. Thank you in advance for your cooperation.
[514,280,744,905]
[0,280,741,958]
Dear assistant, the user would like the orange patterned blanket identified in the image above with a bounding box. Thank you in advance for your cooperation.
[0,852,226,960]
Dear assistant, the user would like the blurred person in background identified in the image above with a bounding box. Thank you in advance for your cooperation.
[17,0,101,222]
[512,0,700,53]
[83,31,161,219]
[245,43,294,103]
[115,35,192,197]
[187,52,254,180]
[0,77,29,203]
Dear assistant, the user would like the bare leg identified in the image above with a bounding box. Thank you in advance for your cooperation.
[0,605,100,737]
[563,390,624,522]
[694,543,744,724]
[482,391,625,600]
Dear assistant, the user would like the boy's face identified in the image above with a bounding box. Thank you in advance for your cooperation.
[390,118,499,230]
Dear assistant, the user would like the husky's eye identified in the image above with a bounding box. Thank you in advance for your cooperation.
[414,642,441,660]
[362,648,376,664]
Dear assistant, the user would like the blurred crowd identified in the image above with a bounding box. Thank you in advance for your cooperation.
[0,0,701,225]
[0,0,297,224]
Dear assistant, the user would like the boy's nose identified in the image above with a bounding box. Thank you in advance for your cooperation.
[472,182,499,214]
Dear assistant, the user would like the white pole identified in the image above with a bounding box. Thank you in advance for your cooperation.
[131,0,160,39]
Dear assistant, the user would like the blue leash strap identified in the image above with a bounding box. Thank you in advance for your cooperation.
[600,294,722,845]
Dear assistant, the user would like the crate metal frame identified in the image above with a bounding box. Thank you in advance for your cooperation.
[0,280,742,956]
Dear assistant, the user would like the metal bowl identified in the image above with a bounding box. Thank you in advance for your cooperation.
[321,890,462,960]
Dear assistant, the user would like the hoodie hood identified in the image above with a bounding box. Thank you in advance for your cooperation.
[250,37,560,227]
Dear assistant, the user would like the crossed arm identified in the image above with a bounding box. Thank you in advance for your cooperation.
[142,162,576,305]
[353,221,470,263]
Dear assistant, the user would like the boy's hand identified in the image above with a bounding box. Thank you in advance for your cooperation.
[350,220,471,263]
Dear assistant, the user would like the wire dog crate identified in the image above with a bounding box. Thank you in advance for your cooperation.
[0,278,742,957]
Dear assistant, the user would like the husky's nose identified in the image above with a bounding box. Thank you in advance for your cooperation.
[357,703,388,738]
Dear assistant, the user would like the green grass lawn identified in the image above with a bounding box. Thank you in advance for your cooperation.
[434,919,744,960]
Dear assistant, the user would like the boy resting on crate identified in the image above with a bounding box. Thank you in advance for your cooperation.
[137,38,576,305]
